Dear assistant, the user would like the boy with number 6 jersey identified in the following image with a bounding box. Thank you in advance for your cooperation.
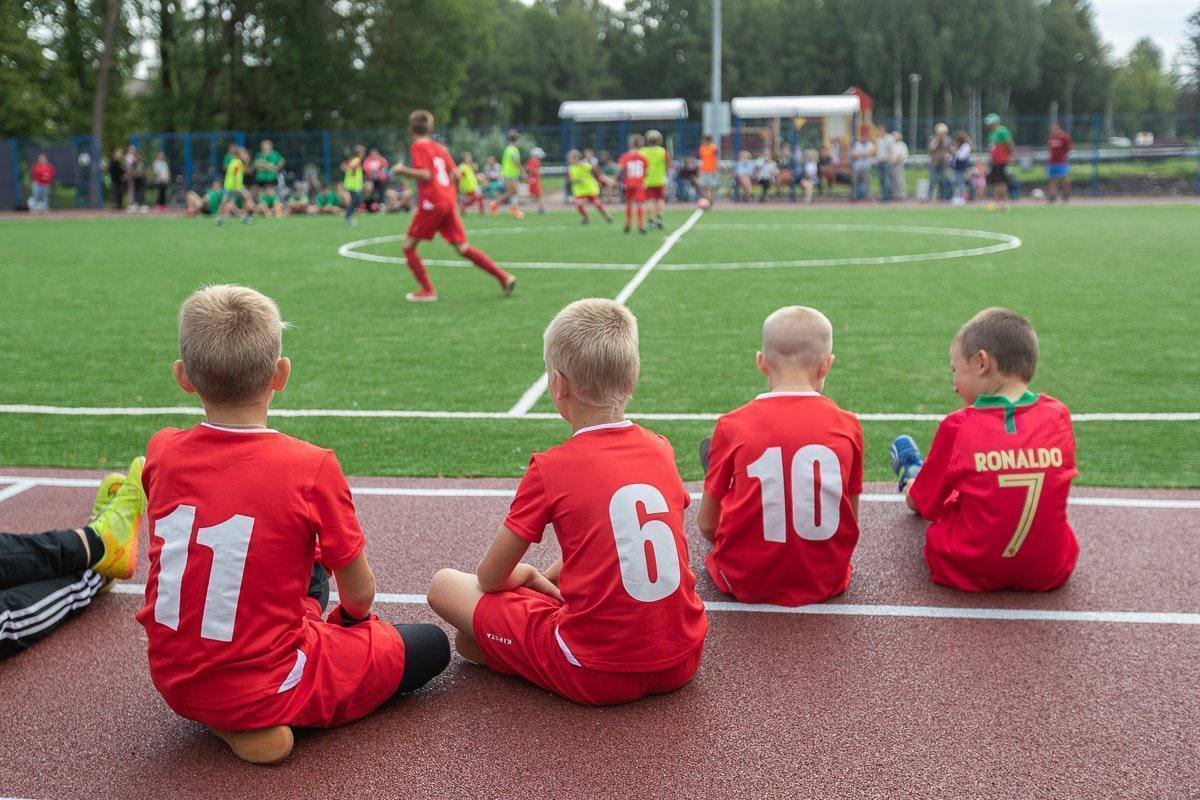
[138,286,450,764]
[428,300,707,705]
[697,307,864,606]
[890,307,1079,592]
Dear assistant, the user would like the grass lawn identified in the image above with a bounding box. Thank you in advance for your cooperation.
[1,202,1196,486]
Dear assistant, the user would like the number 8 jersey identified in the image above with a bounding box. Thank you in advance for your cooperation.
[503,421,708,672]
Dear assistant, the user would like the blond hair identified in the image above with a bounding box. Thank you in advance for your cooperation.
[762,306,833,369]
[956,307,1038,382]
[544,299,639,409]
[179,285,288,404]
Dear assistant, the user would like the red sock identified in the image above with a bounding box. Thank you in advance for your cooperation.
[624,203,633,227]
[404,247,434,293]
[577,201,589,220]
[462,245,507,281]
[636,205,645,228]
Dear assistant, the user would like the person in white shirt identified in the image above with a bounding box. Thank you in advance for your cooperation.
[890,130,909,200]
[850,131,875,201]
[152,152,172,209]
[874,130,894,201]
[952,131,972,205]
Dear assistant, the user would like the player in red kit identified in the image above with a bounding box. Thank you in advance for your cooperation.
[428,300,707,705]
[891,307,1079,592]
[1045,120,1073,203]
[139,286,450,764]
[618,134,649,234]
[698,307,863,606]
[524,147,546,214]
[391,109,516,303]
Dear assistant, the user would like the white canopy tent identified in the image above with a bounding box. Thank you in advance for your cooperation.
[558,98,689,122]
[556,99,692,173]
[731,95,861,119]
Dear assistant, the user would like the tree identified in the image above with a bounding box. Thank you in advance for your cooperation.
[1177,5,1200,111]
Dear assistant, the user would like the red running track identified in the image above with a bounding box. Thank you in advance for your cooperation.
[1,468,1198,799]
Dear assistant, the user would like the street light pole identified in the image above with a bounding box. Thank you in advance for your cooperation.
[711,0,722,108]
[909,73,921,148]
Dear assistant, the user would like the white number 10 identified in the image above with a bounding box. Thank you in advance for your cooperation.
[747,445,842,542]
[152,506,255,642]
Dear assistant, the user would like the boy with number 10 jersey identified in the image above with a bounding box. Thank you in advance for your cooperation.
[698,307,863,606]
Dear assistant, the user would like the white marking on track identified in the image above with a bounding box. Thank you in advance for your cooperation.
[0,481,35,504]
[506,208,707,416]
[102,583,1200,625]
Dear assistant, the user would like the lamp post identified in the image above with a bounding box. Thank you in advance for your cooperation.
[909,73,921,148]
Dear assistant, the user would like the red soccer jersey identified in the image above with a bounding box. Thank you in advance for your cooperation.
[1048,130,1073,164]
[409,138,457,209]
[503,421,708,671]
[908,392,1079,592]
[524,157,541,180]
[703,392,864,606]
[30,162,55,185]
[137,424,367,709]
[618,151,648,189]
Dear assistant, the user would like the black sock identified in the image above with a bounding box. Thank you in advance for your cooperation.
[83,526,104,568]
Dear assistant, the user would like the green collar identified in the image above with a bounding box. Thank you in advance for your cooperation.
[974,390,1038,434]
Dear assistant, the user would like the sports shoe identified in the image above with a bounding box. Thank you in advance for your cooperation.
[624,226,631,234]
[91,456,147,580]
[501,274,517,297]
[209,726,294,765]
[889,435,924,492]
[405,289,438,303]
[509,208,525,219]
[90,473,125,522]
[488,201,499,216]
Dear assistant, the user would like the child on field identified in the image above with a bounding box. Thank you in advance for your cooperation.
[525,147,546,214]
[137,285,450,764]
[458,152,486,215]
[428,299,708,705]
[567,149,612,224]
[697,307,863,605]
[890,307,1079,592]
[618,134,649,234]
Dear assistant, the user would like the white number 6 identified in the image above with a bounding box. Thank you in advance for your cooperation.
[608,484,682,603]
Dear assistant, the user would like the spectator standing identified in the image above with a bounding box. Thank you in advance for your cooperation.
[1045,120,1073,203]
[927,123,952,201]
[363,148,390,211]
[985,113,1014,211]
[850,129,874,201]
[151,151,171,209]
[890,130,909,200]
[874,129,894,202]
[952,131,972,204]
[125,145,147,212]
[29,153,55,212]
[698,135,720,203]
[108,148,125,209]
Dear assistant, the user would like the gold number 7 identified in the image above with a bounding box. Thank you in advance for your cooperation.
[997,472,1046,558]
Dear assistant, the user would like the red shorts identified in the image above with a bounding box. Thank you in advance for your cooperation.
[408,202,466,244]
[162,599,406,730]
[623,186,646,203]
[643,185,665,200]
[528,180,542,197]
[473,587,702,705]
[573,193,600,204]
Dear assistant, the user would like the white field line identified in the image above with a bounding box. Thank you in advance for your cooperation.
[506,208,707,416]
[1,404,1198,424]
[102,582,1200,625]
[1,475,1197,509]
[0,481,35,503]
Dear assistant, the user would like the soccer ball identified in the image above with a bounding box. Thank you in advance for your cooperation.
[698,197,712,211]
[1030,188,1046,200]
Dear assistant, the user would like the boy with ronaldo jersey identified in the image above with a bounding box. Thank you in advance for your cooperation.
[138,285,449,765]
[697,306,863,606]
[890,307,1079,592]
[428,299,708,705]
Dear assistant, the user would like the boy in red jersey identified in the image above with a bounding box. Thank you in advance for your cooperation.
[618,134,649,234]
[138,285,450,764]
[427,299,708,705]
[525,146,546,214]
[697,307,863,606]
[391,109,516,303]
[890,307,1079,592]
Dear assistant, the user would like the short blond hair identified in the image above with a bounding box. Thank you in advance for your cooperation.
[956,307,1038,382]
[179,285,287,404]
[762,306,833,369]
[544,299,639,409]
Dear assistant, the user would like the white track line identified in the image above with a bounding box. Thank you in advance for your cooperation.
[0,481,35,504]
[103,583,1200,625]
[1,476,1196,509]
[1,404,1197,423]
[506,208,707,416]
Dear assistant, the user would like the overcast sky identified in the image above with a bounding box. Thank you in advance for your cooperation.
[1091,0,1192,61]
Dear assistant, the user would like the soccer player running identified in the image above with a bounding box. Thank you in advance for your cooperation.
[567,149,613,224]
[1045,120,1073,203]
[341,145,366,225]
[524,147,546,214]
[458,152,486,215]
[216,144,253,226]
[489,129,525,218]
[640,130,671,229]
[618,134,649,234]
[391,109,516,303]
[985,113,1014,212]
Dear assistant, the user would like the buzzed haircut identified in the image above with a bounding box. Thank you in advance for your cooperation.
[956,307,1039,382]
[544,299,640,409]
[409,109,434,136]
[508,129,520,142]
[645,130,663,145]
[178,285,288,404]
[761,306,833,369]
[630,133,645,148]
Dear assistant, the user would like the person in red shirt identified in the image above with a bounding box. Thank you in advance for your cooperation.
[391,109,516,303]
[428,299,708,705]
[618,134,649,234]
[362,147,390,212]
[524,147,546,214]
[697,307,863,606]
[1045,120,1073,203]
[29,153,55,213]
[138,285,450,764]
[890,307,1079,592]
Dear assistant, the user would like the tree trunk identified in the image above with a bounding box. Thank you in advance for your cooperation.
[943,84,953,121]
[160,0,176,131]
[893,69,903,129]
[195,1,247,129]
[89,0,121,207]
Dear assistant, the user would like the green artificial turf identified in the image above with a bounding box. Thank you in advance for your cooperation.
[1,203,1196,486]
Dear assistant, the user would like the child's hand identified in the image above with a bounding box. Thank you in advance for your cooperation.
[517,563,563,602]
[327,604,375,626]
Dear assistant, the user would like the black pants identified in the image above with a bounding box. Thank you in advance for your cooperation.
[0,530,105,660]
[344,190,362,219]
[156,182,169,207]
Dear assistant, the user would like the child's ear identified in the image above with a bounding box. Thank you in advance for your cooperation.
[975,349,994,376]
[818,353,836,379]
[755,351,769,376]
[272,357,291,392]
[172,360,197,394]
[548,369,567,401]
